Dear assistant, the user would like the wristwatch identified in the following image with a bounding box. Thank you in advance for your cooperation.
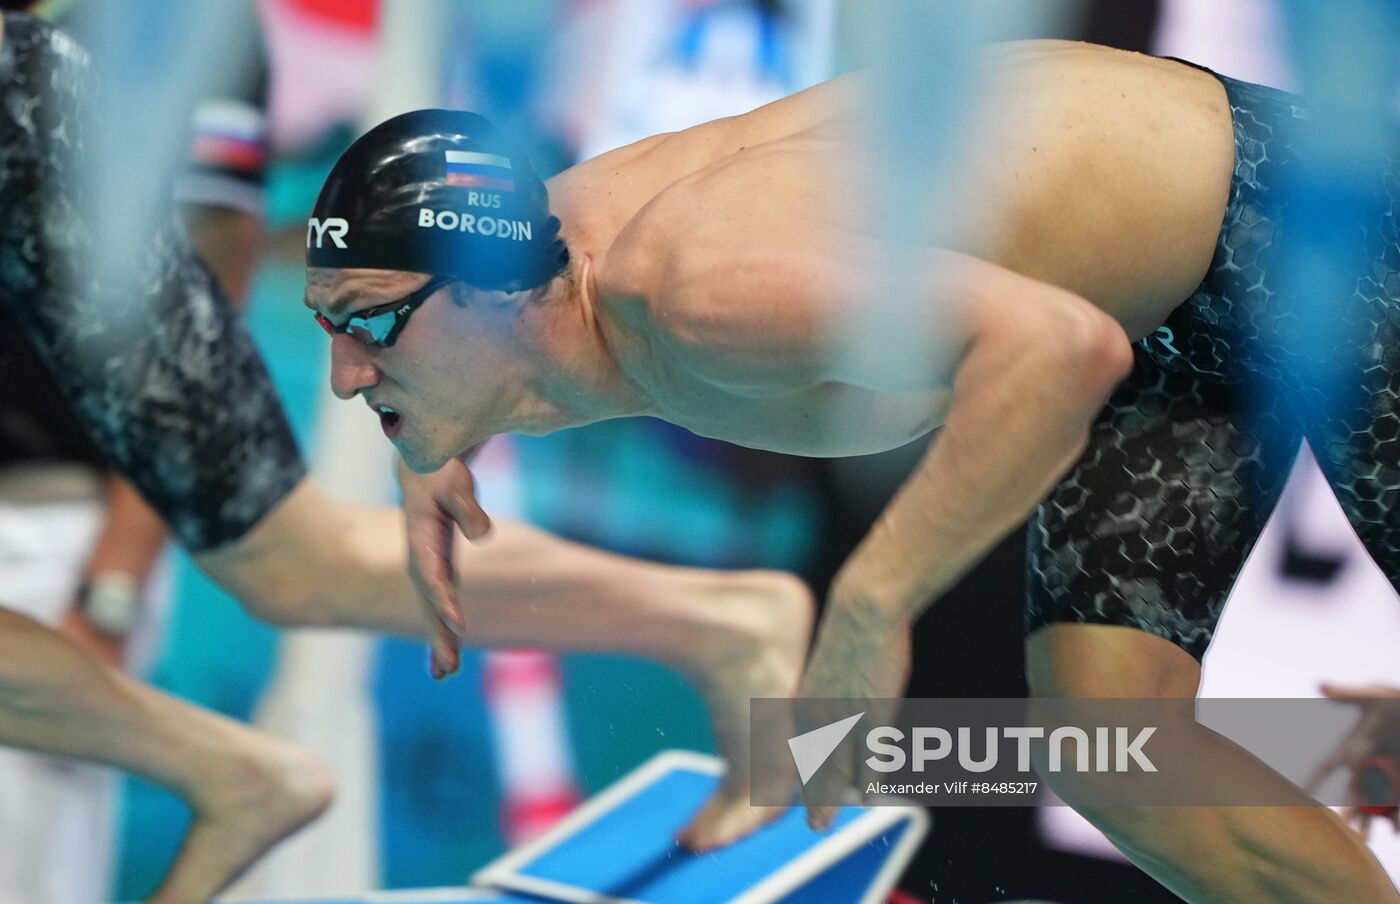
[1353,754,1400,817]
[77,571,141,638]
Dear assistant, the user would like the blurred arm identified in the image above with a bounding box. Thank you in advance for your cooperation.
[181,205,262,308]
[78,477,169,585]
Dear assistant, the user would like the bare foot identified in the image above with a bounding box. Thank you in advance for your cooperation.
[147,737,334,904]
[677,571,813,851]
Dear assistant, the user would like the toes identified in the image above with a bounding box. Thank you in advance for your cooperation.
[677,798,728,851]
[806,804,838,831]
[679,793,787,852]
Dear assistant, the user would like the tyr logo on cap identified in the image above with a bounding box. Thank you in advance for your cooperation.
[307,217,349,249]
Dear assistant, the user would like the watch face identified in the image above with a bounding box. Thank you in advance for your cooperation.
[82,573,140,636]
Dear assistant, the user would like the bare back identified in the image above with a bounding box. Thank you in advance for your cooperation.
[549,40,1236,456]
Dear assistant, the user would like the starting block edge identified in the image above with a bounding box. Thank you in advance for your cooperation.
[730,805,928,904]
[472,749,930,904]
[472,750,721,903]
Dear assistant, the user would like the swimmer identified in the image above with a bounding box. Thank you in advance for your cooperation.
[306,40,1400,901]
[0,12,810,901]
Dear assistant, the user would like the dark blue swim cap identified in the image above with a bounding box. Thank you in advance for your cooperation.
[307,109,569,292]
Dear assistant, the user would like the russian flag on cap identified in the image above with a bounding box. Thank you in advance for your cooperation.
[445,149,516,192]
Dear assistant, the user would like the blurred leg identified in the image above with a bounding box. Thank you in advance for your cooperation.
[1021,358,1389,901]
[0,483,118,904]
[0,606,332,904]
[1028,625,1399,903]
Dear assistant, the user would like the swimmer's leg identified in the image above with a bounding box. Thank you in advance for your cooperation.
[204,490,814,850]
[0,605,331,904]
[1026,362,1396,902]
[1027,625,1397,903]
[446,519,815,850]
[1288,238,1400,598]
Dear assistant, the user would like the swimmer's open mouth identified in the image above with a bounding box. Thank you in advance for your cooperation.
[377,404,403,437]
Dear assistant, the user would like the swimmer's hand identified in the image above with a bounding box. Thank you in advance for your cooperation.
[399,454,493,679]
[797,583,912,831]
[1304,683,1400,835]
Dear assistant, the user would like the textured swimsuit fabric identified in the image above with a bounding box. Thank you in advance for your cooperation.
[0,13,304,551]
[1026,69,1400,661]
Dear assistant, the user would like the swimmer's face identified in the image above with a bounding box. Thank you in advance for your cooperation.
[304,267,526,472]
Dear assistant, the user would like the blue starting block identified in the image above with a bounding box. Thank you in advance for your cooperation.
[230,750,928,904]
[474,750,927,904]
[228,888,545,903]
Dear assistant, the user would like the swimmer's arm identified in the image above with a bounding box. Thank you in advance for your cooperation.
[182,205,262,311]
[831,264,1133,627]
[57,478,169,665]
[619,181,1127,619]
[74,480,168,592]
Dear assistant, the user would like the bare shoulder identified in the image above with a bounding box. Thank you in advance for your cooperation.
[721,70,870,139]
[589,39,1233,391]
[595,160,842,392]
[552,70,867,290]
